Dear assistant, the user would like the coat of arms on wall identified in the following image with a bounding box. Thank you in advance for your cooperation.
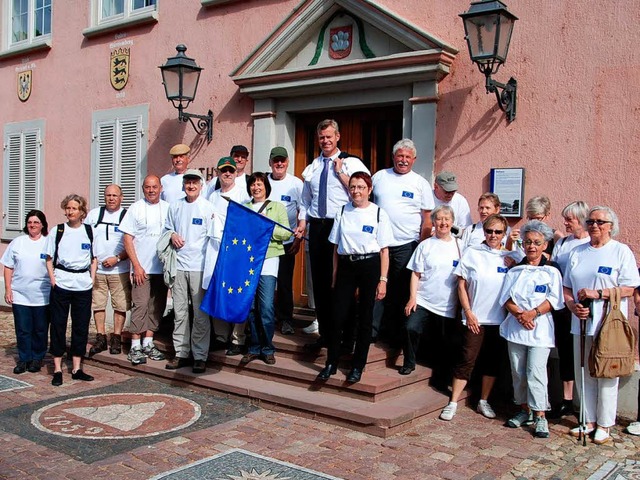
[329,25,353,59]
[110,47,130,90]
[17,70,32,102]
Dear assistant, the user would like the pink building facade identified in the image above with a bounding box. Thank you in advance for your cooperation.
[1,0,638,255]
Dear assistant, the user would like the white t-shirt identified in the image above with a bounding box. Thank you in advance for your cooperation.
[85,207,130,274]
[204,172,248,200]
[407,236,461,318]
[454,244,518,325]
[207,182,250,207]
[164,196,215,272]
[433,192,473,229]
[301,151,369,219]
[460,221,511,252]
[118,199,169,275]
[1,234,50,306]
[45,224,94,291]
[249,202,279,277]
[161,172,185,203]
[268,173,305,244]
[372,168,435,246]
[328,202,393,255]
[564,240,640,336]
[499,264,564,348]
[551,234,591,275]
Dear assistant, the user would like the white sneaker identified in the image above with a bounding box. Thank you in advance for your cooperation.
[476,400,496,419]
[440,402,458,421]
[303,319,319,334]
[627,421,640,436]
[593,427,611,445]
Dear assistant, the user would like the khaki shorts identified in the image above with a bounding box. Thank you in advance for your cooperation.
[92,272,132,312]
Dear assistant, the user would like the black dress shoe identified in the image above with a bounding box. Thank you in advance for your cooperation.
[226,344,243,356]
[398,365,415,375]
[27,359,42,373]
[316,364,337,380]
[549,401,575,419]
[71,369,94,381]
[13,362,27,374]
[304,339,326,352]
[346,368,363,383]
[192,360,206,374]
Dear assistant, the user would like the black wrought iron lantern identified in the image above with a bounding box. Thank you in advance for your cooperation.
[159,44,213,142]
[460,1,518,122]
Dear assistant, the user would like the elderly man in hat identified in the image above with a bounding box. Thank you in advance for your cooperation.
[161,143,191,203]
[371,138,434,346]
[267,147,306,335]
[433,171,473,235]
[204,145,251,198]
[163,168,215,374]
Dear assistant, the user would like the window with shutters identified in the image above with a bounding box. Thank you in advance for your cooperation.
[2,119,45,240]
[91,105,148,210]
[84,0,157,37]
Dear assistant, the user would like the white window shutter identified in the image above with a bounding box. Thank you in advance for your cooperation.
[95,121,116,207]
[23,131,39,213]
[6,134,22,231]
[117,116,140,208]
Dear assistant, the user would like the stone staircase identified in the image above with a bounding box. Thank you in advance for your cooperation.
[88,318,465,437]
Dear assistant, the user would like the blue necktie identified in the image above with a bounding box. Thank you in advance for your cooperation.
[318,157,330,218]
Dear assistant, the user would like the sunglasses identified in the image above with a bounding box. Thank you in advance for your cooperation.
[523,240,544,246]
[484,229,504,235]
[271,158,287,163]
[219,167,235,174]
[585,219,612,226]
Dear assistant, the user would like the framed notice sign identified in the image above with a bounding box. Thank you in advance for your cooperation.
[490,168,525,218]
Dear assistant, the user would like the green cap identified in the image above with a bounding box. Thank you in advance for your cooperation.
[217,156,237,171]
[269,146,289,160]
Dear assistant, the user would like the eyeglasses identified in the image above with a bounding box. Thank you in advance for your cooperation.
[523,240,544,246]
[271,158,287,163]
[484,229,504,235]
[219,167,235,174]
[585,219,612,226]
[349,185,368,191]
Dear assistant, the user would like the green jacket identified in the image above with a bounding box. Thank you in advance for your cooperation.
[244,200,291,258]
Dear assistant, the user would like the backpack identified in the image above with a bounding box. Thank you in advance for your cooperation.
[588,287,636,378]
[53,223,94,273]
[94,206,127,241]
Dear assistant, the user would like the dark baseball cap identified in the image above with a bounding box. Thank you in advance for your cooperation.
[230,145,249,156]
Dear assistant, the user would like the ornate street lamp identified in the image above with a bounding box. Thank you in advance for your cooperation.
[159,44,213,142]
[460,0,518,122]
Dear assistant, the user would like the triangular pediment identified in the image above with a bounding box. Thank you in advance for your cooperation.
[232,0,458,98]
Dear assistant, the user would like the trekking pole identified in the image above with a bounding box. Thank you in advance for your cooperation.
[578,314,587,446]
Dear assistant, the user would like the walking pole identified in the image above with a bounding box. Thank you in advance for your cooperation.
[578,315,587,446]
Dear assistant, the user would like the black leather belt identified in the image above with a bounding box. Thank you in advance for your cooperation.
[308,217,334,225]
[340,253,377,262]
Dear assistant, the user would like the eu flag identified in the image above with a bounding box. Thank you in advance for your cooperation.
[200,200,275,323]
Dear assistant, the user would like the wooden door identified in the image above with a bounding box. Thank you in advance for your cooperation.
[292,106,403,308]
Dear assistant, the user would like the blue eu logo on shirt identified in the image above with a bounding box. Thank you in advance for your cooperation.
[40,253,47,259]
[598,266,612,275]
[81,243,91,250]
[192,218,203,225]
[280,195,291,202]
[114,226,121,232]
[402,191,414,199]
[497,266,508,273]
[535,285,548,293]
[453,260,459,267]
[362,225,374,234]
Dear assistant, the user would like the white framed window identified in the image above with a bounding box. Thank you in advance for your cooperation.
[91,105,148,209]
[2,119,45,239]
[1,0,52,54]
[84,0,157,36]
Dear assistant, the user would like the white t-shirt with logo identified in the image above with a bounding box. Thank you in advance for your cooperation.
[45,224,94,291]
[268,173,305,245]
[328,202,393,255]
[118,199,169,275]
[372,168,435,246]
[551,234,591,275]
[564,240,640,336]
[85,207,130,274]
[161,172,185,203]
[433,192,473,229]
[407,236,461,318]
[1,234,50,306]
[499,264,564,347]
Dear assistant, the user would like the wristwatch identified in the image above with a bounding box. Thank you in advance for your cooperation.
[597,289,603,299]
[114,255,121,263]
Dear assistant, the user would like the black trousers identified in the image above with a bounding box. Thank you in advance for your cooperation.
[275,244,296,324]
[326,255,380,370]
[552,307,575,382]
[308,218,335,340]
[49,285,92,357]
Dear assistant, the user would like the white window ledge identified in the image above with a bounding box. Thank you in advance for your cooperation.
[201,0,237,6]
[83,10,158,38]
[0,38,51,60]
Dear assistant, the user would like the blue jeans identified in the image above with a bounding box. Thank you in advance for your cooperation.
[13,304,49,362]
[248,275,277,355]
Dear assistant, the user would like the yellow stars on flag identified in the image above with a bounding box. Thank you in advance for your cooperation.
[244,280,250,286]
[222,281,226,287]
[247,244,252,252]
[249,269,255,275]
[237,287,243,293]
[242,239,247,245]
[249,256,254,263]
[232,238,239,245]
[228,287,234,294]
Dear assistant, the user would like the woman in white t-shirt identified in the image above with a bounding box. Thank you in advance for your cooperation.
[401,205,461,386]
[1,210,50,375]
[499,221,564,439]
[317,172,392,383]
[46,194,98,387]
[440,214,521,421]
[563,206,640,445]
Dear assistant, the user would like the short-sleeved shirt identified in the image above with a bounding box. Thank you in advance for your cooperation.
[164,196,215,272]
[160,172,185,203]
[454,244,518,325]
[460,221,511,251]
[551,234,590,275]
[564,240,640,336]
[372,168,434,246]
[499,264,565,347]
[407,236,461,318]
[85,207,130,274]
[433,192,473,229]
[328,202,393,255]
[45,224,94,291]
[1,234,50,306]
[268,173,306,245]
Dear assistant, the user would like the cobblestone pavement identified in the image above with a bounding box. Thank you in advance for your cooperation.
[1,310,640,479]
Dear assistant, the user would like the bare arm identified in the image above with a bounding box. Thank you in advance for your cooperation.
[419,210,432,241]
[3,266,13,304]
[376,247,389,301]
[458,277,480,334]
[124,234,147,286]
[404,271,421,316]
[331,245,339,289]
[46,257,56,287]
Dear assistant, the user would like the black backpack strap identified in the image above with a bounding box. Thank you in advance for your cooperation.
[257,200,271,215]
[95,206,106,226]
[53,223,65,268]
[118,208,127,223]
[377,206,380,223]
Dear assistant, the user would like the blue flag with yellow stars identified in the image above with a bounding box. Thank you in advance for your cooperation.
[201,200,275,323]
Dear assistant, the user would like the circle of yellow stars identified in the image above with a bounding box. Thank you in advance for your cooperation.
[221,237,255,294]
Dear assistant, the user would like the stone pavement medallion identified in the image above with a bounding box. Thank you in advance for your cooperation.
[0,377,256,463]
[0,374,31,392]
[150,449,343,480]
[588,459,640,480]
